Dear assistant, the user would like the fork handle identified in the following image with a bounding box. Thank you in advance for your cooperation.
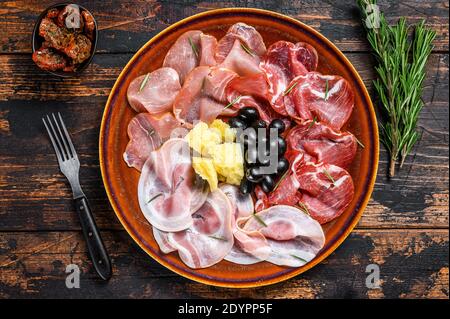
[75,196,112,281]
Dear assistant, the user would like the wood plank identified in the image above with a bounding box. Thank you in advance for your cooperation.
[0,229,447,298]
[0,0,448,54]
[0,52,447,230]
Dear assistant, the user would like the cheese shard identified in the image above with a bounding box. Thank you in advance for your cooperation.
[211,143,244,185]
[192,157,218,191]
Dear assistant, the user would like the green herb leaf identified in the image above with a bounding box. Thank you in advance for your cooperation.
[290,254,308,263]
[355,136,365,149]
[139,73,150,92]
[307,116,317,130]
[224,95,242,110]
[297,202,310,214]
[283,81,298,96]
[146,193,163,204]
[240,43,254,56]
[253,213,268,227]
[324,79,329,101]
[357,0,435,176]
[273,169,289,191]
[208,235,228,241]
[188,37,199,57]
[322,169,336,185]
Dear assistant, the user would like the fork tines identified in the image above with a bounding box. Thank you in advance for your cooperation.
[42,113,77,163]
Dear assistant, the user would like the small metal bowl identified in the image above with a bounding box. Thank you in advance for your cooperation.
[31,2,98,78]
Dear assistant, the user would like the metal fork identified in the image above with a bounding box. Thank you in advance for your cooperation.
[43,113,112,281]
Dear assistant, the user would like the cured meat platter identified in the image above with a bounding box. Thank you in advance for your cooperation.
[99,8,379,288]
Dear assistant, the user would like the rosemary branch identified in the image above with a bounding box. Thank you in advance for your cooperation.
[357,0,435,177]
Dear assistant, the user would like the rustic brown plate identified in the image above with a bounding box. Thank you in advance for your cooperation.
[99,8,379,288]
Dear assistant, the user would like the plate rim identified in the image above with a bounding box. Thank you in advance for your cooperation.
[99,7,379,288]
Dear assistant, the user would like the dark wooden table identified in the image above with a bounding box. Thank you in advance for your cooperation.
[0,0,448,299]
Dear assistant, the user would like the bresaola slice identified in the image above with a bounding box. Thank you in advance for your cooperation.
[286,72,354,130]
[243,205,325,267]
[138,139,208,232]
[123,112,182,171]
[127,67,181,114]
[286,120,357,168]
[296,162,354,224]
[167,189,234,268]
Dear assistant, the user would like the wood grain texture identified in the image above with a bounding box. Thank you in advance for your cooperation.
[0,230,447,298]
[0,0,448,54]
[0,0,448,298]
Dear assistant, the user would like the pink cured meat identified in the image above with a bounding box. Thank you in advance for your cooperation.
[296,162,354,224]
[286,119,357,168]
[123,112,182,171]
[243,205,325,267]
[260,41,318,116]
[219,185,271,265]
[287,72,354,130]
[152,227,176,254]
[167,189,234,268]
[127,67,181,114]
[218,39,262,76]
[173,66,238,126]
[199,33,218,66]
[216,22,266,63]
[138,139,208,232]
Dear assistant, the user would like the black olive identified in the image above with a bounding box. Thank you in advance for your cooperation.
[257,148,271,166]
[269,119,286,134]
[269,136,287,156]
[246,167,264,183]
[261,175,275,193]
[252,119,267,130]
[228,117,247,130]
[245,148,258,164]
[238,128,257,147]
[239,178,254,195]
[277,158,289,175]
[238,107,259,123]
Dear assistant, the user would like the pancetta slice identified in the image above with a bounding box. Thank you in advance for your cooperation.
[127,67,181,114]
[123,112,182,171]
[123,113,163,171]
[167,189,234,268]
[286,120,357,168]
[173,66,238,126]
[216,22,266,63]
[138,138,208,232]
[287,72,354,130]
[219,184,270,265]
[243,205,325,267]
[296,162,354,224]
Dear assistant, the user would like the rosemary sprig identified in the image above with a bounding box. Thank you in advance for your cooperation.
[240,43,254,56]
[307,116,317,130]
[357,0,435,177]
[324,79,329,101]
[252,213,268,227]
[297,202,310,215]
[272,169,289,192]
[355,136,365,149]
[188,37,199,57]
[146,193,163,204]
[139,73,150,92]
[224,95,242,110]
[323,169,335,185]
[290,254,308,263]
[208,235,228,241]
[283,81,298,96]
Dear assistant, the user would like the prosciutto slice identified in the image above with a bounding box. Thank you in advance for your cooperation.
[167,189,234,268]
[127,67,181,114]
[286,120,357,168]
[123,112,181,171]
[287,72,354,130]
[138,138,208,232]
[296,162,354,224]
[216,22,266,63]
[173,66,238,126]
[243,205,325,267]
[218,39,262,76]
[219,184,270,265]
[153,227,176,254]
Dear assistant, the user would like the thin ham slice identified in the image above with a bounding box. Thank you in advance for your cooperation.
[199,33,218,66]
[127,67,181,114]
[296,162,354,224]
[287,72,354,130]
[218,39,262,76]
[153,227,176,254]
[286,119,357,168]
[167,189,234,268]
[123,112,181,171]
[243,205,325,267]
[216,22,266,63]
[138,138,208,232]
[219,184,271,265]
[173,66,238,126]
